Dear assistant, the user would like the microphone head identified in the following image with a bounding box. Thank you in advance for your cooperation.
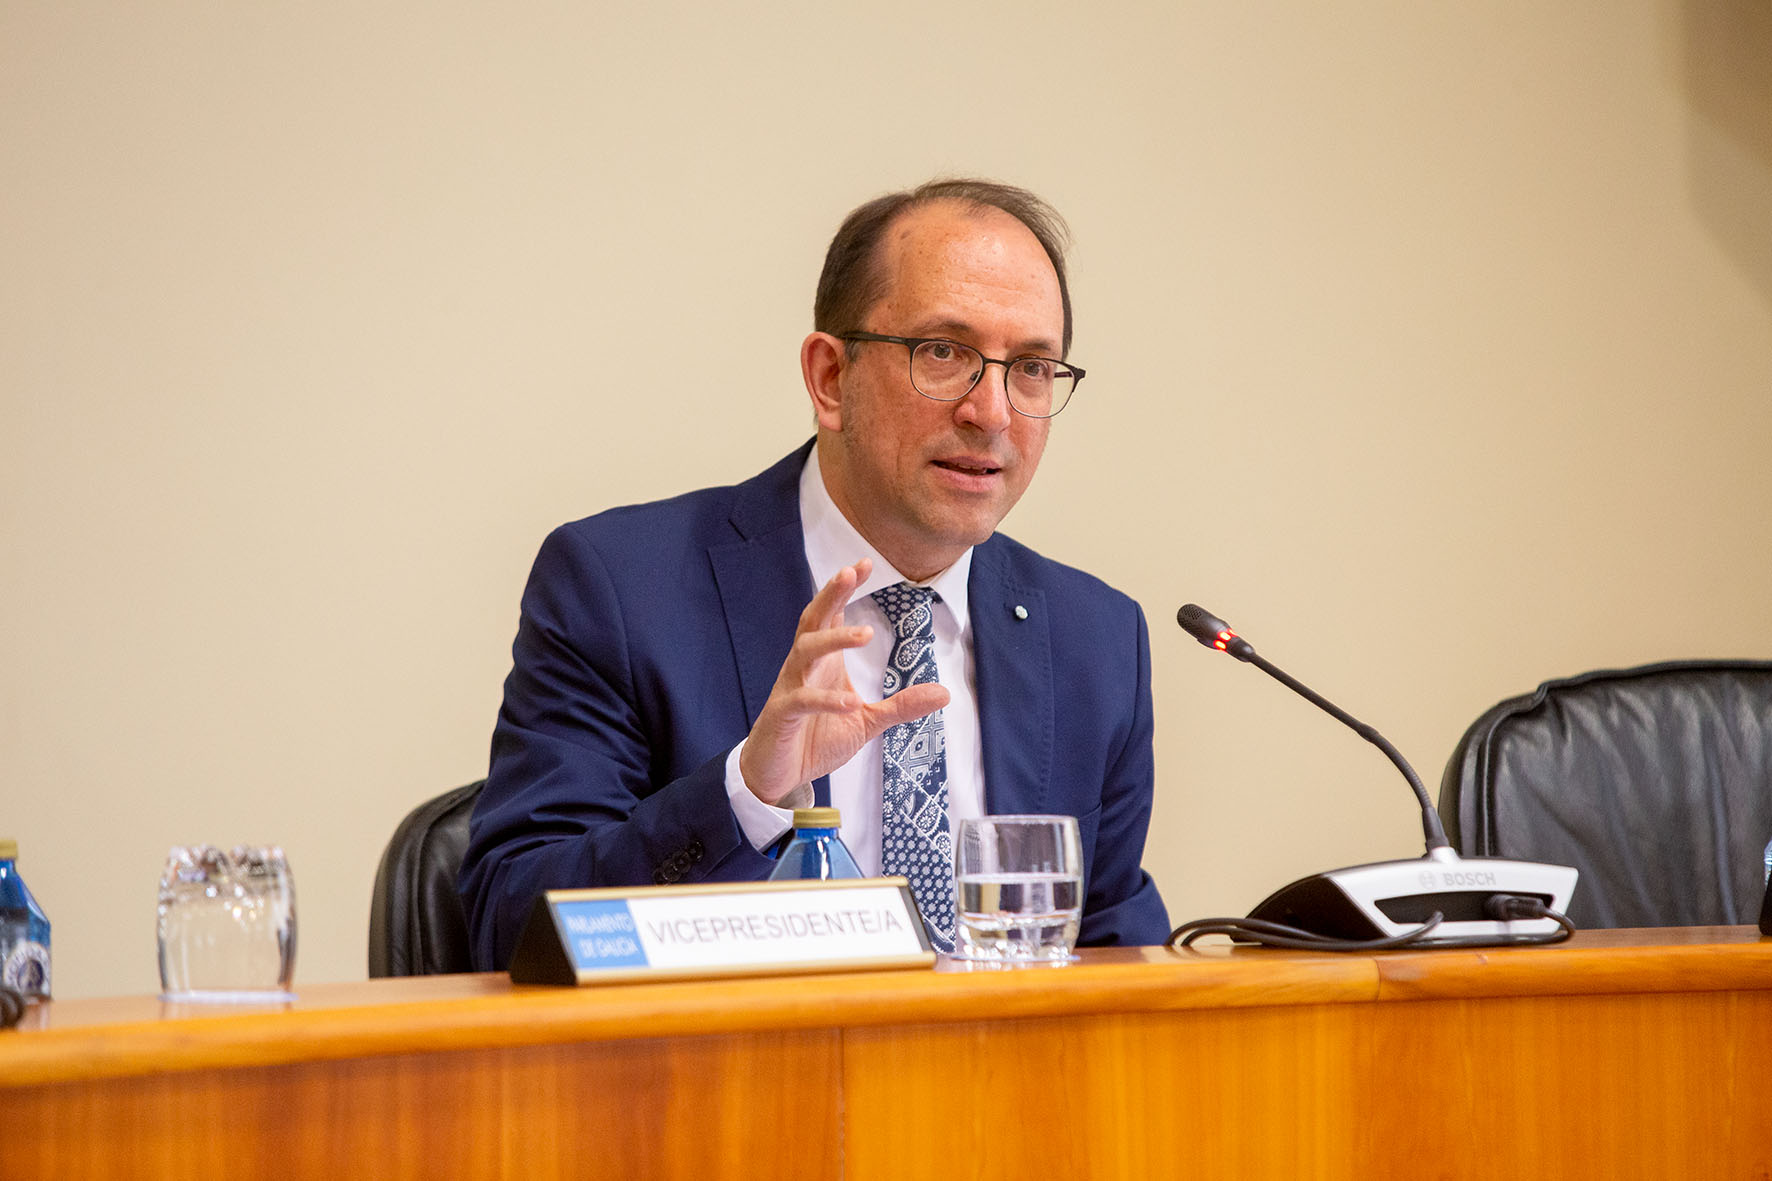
[1176,603,1256,661]
[1176,603,1229,647]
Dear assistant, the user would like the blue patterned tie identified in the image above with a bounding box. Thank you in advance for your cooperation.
[872,582,955,952]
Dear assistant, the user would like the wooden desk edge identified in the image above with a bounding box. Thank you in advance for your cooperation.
[1374,927,1772,998]
[4,951,1373,1087]
[8,928,1771,1088]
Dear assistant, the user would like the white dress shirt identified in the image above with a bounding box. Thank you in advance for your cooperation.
[723,448,985,874]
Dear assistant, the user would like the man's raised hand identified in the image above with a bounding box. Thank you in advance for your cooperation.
[738,558,949,804]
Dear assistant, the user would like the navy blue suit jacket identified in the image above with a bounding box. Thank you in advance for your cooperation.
[461,444,1168,969]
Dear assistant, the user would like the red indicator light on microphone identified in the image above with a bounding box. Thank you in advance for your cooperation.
[1214,629,1236,652]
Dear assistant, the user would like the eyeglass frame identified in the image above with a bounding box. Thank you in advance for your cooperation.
[835,331,1085,419]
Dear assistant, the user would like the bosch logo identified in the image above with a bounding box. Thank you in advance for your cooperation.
[1440,871,1499,888]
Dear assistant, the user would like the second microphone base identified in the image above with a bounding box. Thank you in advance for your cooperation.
[1244,852,1579,946]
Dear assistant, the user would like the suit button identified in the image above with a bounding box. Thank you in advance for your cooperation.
[686,840,704,860]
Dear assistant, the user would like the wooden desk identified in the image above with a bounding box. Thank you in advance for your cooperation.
[6,928,1772,1179]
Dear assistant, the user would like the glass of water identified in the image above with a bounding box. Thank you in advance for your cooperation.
[953,815,1083,963]
[157,845,297,1002]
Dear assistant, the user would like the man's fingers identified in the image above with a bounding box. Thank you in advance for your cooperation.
[781,624,872,675]
[773,686,864,717]
[868,682,950,734]
[798,557,872,633]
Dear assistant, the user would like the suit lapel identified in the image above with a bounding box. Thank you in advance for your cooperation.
[708,444,817,728]
[970,539,1053,815]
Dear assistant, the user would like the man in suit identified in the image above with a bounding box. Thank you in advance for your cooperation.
[462,179,1168,969]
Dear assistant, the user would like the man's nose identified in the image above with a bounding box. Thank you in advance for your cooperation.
[955,360,1014,432]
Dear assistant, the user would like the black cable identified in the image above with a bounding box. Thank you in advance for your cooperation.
[1168,913,1445,952]
[1481,894,1578,942]
[1167,896,1577,954]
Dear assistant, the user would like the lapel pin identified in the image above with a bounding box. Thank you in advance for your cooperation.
[1013,605,1029,621]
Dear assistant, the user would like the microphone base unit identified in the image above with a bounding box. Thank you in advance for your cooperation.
[1244,851,1579,946]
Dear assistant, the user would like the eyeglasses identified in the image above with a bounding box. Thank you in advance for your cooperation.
[837,332,1083,419]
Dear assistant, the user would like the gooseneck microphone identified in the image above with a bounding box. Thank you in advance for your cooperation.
[1176,604,1451,857]
[1170,604,1579,951]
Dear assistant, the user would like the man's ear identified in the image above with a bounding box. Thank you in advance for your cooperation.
[801,332,846,431]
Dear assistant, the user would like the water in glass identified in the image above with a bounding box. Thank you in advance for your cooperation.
[955,870,1081,961]
[952,815,1083,963]
[157,845,297,1001]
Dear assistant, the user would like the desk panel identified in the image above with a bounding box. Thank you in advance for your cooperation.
[6,929,1772,1179]
[9,1029,841,1180]
[845,1003,1364,1179]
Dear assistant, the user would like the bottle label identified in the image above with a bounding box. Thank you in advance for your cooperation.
[2,938,51,996]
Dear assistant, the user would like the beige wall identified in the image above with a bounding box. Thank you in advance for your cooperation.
[4,2,1770,999]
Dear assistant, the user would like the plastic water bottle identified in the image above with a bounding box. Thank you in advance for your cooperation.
[1763,836,1772,884]
[768,808,863,881]
[0,839,52,1000]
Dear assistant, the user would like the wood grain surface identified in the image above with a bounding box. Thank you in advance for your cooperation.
[6,928,1772,1179]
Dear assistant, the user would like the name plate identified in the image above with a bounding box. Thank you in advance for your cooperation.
[507,877,935,985]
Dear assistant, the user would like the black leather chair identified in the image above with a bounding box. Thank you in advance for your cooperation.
[368,780,483,976]
[1439,660,1772,929]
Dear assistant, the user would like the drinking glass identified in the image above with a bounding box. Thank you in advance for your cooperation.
[953,815,1083,962]
[157,845,297,1002]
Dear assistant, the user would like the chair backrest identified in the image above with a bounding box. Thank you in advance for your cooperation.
[368,780,484,976]
[1439,660,1772,929]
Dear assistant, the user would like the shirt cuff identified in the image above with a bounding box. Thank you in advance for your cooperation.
[724,740,809,853]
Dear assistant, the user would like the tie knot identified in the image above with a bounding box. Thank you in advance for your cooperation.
[871,582,938,630]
